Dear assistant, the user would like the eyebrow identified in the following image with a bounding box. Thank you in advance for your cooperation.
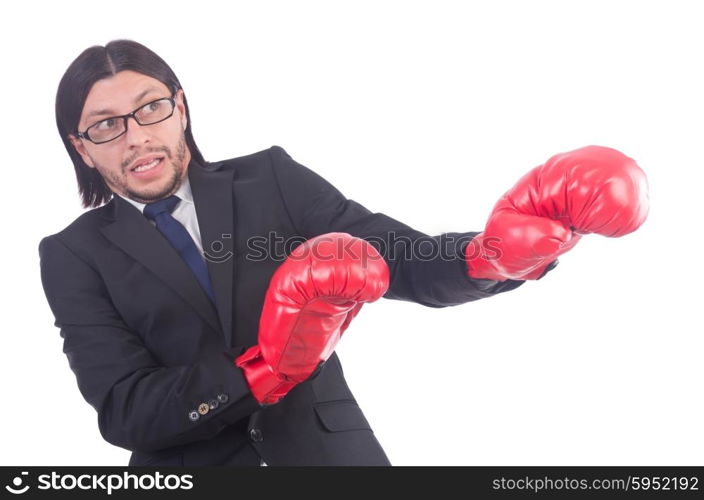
[84,87,163,120]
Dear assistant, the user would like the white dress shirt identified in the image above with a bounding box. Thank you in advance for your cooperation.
[117,176,205,260]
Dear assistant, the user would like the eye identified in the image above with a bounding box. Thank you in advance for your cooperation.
[143,101,162,114]
[95,117,118,130]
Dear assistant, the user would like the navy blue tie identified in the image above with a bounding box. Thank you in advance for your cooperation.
[143,195,216,304]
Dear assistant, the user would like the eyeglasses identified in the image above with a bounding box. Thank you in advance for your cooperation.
[76,95,177,144]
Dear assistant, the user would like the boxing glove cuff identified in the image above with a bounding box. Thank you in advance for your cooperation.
[235,346,298,406]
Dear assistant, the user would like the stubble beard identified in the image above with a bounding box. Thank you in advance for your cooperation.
[96,134,188,204]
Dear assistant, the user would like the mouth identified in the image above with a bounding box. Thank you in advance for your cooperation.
[130,156,164,174]
[130,156,165,176]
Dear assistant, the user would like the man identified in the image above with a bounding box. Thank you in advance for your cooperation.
[39,39,648,466]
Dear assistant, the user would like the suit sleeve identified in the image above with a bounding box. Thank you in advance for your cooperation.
[267,145,526,308]
[38,235,260,453]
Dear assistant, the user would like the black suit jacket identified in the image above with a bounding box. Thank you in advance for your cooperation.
[38,145,525,466]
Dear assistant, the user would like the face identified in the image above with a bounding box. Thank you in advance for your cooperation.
[70,70,192,204]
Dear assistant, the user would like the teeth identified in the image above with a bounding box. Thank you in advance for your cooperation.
[134,158,160,172]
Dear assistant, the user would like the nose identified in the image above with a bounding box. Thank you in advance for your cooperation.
[124,115,151,148]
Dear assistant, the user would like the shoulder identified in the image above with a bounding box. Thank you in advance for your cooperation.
[38,201,116,266]
[198,145,303,189]
[204,145,292,172]
[42,201,115,241]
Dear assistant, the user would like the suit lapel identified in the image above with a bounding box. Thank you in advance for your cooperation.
[188,160,236,348]
[99,159,235,343]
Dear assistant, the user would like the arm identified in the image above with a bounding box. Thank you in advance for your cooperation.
[267,145,526,308]
[38,235,260,453]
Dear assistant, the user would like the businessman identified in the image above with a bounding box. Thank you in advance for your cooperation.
[39,39,649,466]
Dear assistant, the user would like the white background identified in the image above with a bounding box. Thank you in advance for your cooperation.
[1,0,702,466]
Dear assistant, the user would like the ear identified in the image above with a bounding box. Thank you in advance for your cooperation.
[68,134,96,168]
[175,89,188,130]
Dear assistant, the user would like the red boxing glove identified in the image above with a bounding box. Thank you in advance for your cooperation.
[465,145,649,281]
[235,232,389,405]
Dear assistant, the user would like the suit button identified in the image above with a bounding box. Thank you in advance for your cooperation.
[198,403,210,415]
[249,428,263,442]
[188,410,200,422]
[217,393,229,404]
[208,399,219,410]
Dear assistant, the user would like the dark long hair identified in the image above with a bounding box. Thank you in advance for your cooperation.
[55,39,206,208]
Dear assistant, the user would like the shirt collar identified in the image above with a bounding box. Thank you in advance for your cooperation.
[117,173,194,214]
